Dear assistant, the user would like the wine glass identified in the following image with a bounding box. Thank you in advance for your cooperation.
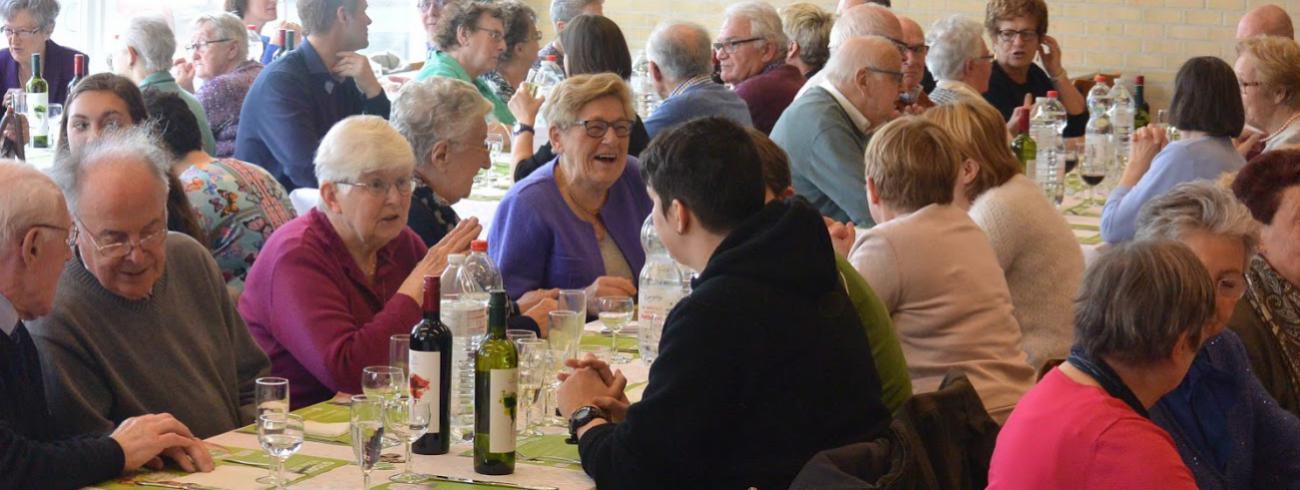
[386,394,433,483]
[597,296,634,363]
[350,395,384,490]
[46,103,61,150]
[506,329,537,350]
[1079,153,1108,207]
[258,413,304,490]
[254,377,290,485]
[486,132,505,167]
[545,310,580,426]
[515,338,549,437]
[389,335,411,396]
[362,365,403,404]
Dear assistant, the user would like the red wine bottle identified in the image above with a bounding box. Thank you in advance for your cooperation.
[68,54,86,95]
[411,276,453,455]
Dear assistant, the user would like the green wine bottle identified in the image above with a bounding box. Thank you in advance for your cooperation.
[1133,75,1151,129]
[25,53,48,149]
[473,290,517,475]
[1011,110,1036,174]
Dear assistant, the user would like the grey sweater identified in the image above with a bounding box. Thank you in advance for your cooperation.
[29,233,270,439]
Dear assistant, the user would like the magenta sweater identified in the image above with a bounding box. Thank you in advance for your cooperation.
[733,63,804,134]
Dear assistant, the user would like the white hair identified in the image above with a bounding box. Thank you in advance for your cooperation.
[315,115,416,188]
[193,12,250,63]
[828,3,894,52]
[723,1,787,48]
[646,20,713,82]
[49,125,171,216]
[124,15,177,74]
[823,35,895,86]
[1136,181,1260,255]
[0,0,59,32]
[391,78,492,166]
[925,15,985,82]
[0,160,65,249]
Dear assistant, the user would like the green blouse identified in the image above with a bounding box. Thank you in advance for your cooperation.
[415,50,515,125]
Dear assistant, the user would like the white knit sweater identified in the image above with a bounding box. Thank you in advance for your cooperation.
[969,175,1085,369]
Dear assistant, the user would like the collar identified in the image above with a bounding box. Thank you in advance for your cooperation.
[819,79,871,133]
[431,50,471,80]
[139,70,176,88]
[300,38,331,76]
[935,79,983,99]
[0,292,16,336]
[668,76,714,99]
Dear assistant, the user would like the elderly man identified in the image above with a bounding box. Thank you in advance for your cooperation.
[897,14,936,104]
[235,0,389,191]
[536,0,603,69]
[717,1,804,134]
[0,160,215,488]
[772,36,902,227]
[797,3,902,98]
[1238,4,1294,39]
[111,16,215,155]
[926,15,994,105]
[643,20,752,138]
[31,128,270,439]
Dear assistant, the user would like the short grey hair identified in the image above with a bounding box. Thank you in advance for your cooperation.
[0,160,65,249]
[723,1,787,48]
[49,125,171,216]
[926,15,985,82]
[823,35,896,86]
[829,3,895,52]
[193,12,249,62]
[549,0,601,25]
[1136,181,1260,255]
[1074,240,1215,366]
[0,0,59,32]
[315,115,416,186]
[124,16,177,74]
[391,78,492,166]
[646,20,713,82]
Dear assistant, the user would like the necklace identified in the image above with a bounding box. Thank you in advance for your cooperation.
[1265,112,1300,143]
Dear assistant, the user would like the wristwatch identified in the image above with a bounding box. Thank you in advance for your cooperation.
[513,122,535,136]
[567,405,608,444]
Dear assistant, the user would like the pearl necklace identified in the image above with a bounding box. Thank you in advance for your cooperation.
[1264,111,1300,143]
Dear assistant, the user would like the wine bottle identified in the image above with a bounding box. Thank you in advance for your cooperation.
[1011,110,1036,174]
[1133,75,1150,129]
[67,54,86,95]
[25,53,48,149]
[284,30,296,53]
[411,276,453,455]
[473,290,517,475]
[271,29,288,62]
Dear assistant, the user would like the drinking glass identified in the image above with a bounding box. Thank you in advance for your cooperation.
[579,344,611,362]
[258,413,304,490]
[389,334,411,396]
[545,310,581,426]
[254,377,290,485]
[1080,153,1108,207]
[506,329,537,350]
[350,395,384,490]
[558,288,587,321]
[362,365,403,403]
[46,103,61,149]
[515,338,549,437]
[638,312,663,366]
[386,394,433,483]
[486,132,505,166]
[597,296,634,363]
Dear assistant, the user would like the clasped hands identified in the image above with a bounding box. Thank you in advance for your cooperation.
[557,355,630,424]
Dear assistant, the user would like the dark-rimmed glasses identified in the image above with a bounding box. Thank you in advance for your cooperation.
[712,37,763,54]
[571,120,633,138]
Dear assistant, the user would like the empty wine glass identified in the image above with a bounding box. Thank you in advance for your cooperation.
[515,338,549,437]
[598,296,634,363]
[350,395,384,490]
[389,335,411,396]
[486,132,505,166]
[506,329,537,350]
[362,365,403,404]
[254,377,290,485]
[258,413,304,490]
[386,394,433,483]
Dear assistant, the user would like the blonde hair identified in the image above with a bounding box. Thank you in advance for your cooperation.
[541,72,635,129]
[1238,36,1300,108]
[864,117,963,211]
[314,115,416,185]
[924,99,1022,200]
[781,3,833,71]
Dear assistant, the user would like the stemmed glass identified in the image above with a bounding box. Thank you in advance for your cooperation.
[386,394,433,483]
[389,334,411,396]
[350,395,385,490]
[598,296,634,363]
[254,377,290,485]
[506,329,537,349]
[1079,153,1108,208]
[362,365,403,403]
[258,413,304,490]
[515,338,550,437]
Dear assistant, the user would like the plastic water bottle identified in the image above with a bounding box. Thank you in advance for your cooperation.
[448,247,497,443]
[458,240,503,304]
[1031,97,1063,204]
[525,56,563,150]
[636,215,689,365]
[1108,78,1135,167]
[1086,75,1115,192]
[246,25,263,63]
[1045,90,1068,137]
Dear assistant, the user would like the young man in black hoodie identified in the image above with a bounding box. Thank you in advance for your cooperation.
[556,117,890,489]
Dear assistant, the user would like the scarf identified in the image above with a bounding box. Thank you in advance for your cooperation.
[1067,345,1149,418]
[1244,254,1300,391]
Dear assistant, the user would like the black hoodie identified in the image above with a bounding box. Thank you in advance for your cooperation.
[577,198,890,489]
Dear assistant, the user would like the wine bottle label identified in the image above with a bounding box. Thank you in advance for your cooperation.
[26,92,47,137]
[488,368,517,453]
[409,350,440,432]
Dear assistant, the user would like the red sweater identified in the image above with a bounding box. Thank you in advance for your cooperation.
[733,63,804,134]
[988,369,1196,489]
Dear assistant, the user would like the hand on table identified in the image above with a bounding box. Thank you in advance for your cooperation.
[111,413,215,473]
[585,276,636,310]
[557,355,628,418]
[824,216,855,258]
[518,288,560,332]
[560,356,631,421]
[333,51,382,99]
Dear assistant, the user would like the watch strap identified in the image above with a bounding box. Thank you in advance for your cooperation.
[567,405,607,444]
[513,123,535,136]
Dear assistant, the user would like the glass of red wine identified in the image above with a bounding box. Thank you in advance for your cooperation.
[1080,155,1107,207]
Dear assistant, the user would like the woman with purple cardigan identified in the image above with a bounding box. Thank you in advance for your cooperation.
[488,73,650,302]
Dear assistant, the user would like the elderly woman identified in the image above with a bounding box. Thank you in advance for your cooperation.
[981,0,1086,136]
[848,116,1035,422]
[1230,150,1300,418]
[925,99,1083,368]
[111,16,216,155]
[479,0,539,101]
[926,15,994,105]
[989,240,1209,488]
[489,73,649,302]
[174,13,263,158]
[1235,36,1300,153]
[416,0,514,125]
[0,0,85,104]
[239,116,479,408]
[780,3,832,79]
[1100,57,1246,243]
[141,89,293,296]
[225,0,299,64]
[1134,181,1300,489]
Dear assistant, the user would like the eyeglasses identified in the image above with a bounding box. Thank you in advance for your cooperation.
[996,29,1040,43]
[866,66,906,85]
[31,223,78,249]
[1239,80,1263,90]
[0,25,42,40]
[417,0,445,11]
[881,35,910,56]
[338,176,420,197]
[571,119,633,139]
[711,37,764,54]
[1217,273,1247,300]
[186,38,232,52]
[976,54,996,62]
[75,218,167,259]
[903,43,929,56]
[471,26,505,41]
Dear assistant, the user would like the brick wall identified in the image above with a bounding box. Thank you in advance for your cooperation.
[524,0,1300,109]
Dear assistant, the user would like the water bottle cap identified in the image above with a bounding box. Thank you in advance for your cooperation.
[1093,74,1107,82]
[1136,75,1144,84]
[471,240,488,252]
[546,55,558,62]
[1047,90,1059,98]
[248,25,258,30]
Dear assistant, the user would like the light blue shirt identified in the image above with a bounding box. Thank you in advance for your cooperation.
[1100,136,1245,243]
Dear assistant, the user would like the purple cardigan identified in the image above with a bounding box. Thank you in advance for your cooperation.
[488,156,652,299]
[734,63,804,135]
[0,40,85,105]
[198,61,263,158]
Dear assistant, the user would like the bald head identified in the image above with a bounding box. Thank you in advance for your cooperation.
[824,36,903,125]
[1238,5,1294,40]
[836,0,890,14]
[647,20,714,83]
[830,4,902,52]
[0,161,66,250]
[896,15,926,90]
